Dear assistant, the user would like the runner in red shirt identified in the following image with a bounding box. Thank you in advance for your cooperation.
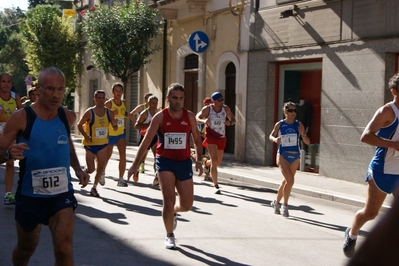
[128,83,203,249]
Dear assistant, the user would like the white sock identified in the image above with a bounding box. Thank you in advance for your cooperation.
[349,231,357,240]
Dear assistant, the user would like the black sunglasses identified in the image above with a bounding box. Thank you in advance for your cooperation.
[286,108,297,113]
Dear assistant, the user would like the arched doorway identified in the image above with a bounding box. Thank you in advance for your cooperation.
[183,54,199,113]
[224,62,236,154]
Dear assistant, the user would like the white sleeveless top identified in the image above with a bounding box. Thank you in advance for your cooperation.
[208,105,226,136]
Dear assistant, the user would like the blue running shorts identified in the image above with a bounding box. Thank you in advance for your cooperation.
[108,131,126,146]
[156,157,193,181]
[365,168,399,194]
[84,144,107,155]
[279,151,300,164]
[15,190,77,232]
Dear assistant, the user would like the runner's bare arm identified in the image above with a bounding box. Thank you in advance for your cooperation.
[189,111,203,176]
[224,105,236,126]
[195,105,210,124]
[128,112,162,179]
[65,108,89,187]
[0,109,26,149]
[269,121,281,144]
[0,143,29,163]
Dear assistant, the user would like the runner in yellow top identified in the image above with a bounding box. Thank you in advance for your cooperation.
[105,83,129,187]
[77,90,117,197]
[0,73,23,205]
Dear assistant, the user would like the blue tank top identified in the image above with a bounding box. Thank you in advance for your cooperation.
[277,119,300,154]
[369,102,399,175]
[17,106,73,197]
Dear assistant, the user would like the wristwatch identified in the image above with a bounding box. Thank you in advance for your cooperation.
[5,149,11,160]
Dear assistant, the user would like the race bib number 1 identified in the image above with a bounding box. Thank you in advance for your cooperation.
[31,167,68,195]
[281,134,297,147]
[164,132,187,149]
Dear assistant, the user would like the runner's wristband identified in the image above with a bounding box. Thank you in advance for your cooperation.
[5,149,12,160]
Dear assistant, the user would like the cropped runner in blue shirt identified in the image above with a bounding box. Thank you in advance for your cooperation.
[343,73,399,258]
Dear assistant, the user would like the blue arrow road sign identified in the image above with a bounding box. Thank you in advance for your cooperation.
[25,75,32,85]
[188,31,209,53]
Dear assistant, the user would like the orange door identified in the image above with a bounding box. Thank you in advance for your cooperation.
[299,70,321,144]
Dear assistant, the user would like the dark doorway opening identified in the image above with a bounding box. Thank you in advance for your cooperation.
[224,62,236,154]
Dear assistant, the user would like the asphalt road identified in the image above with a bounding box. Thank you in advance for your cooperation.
[0,146,380,266]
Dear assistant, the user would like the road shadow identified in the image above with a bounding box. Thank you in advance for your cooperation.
[215,182,275,207]
[76,203,129,224]
[0,196,174,266]
[74,180,240,228]
[285,204,323,215]
[179,244,250,266]
[72,214,176,266]
[213,182,326,216]
[289,215,369,237]
[75,187,161,218]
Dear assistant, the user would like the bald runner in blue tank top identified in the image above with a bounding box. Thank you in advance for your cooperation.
[17,106,73,197]
[15,106,77,232]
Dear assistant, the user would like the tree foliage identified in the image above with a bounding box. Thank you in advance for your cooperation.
[83,2,161,87]
[0,8,25,55]
[20,5,82,91]
[0,8,28,95]
[0,33,29,95]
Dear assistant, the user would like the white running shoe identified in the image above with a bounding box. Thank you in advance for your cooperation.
[270,200,281,215]
[281,204,289,217]
[117,180,128,187]
[90,187,100,197]
[4,192,15,205]
[164,236,176,249]
[214,184,221,194]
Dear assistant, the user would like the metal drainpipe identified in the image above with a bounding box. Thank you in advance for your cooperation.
[161,19,167,108]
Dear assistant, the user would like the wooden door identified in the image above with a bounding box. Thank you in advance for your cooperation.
[299,70,321,144]
[184,72,198,114]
